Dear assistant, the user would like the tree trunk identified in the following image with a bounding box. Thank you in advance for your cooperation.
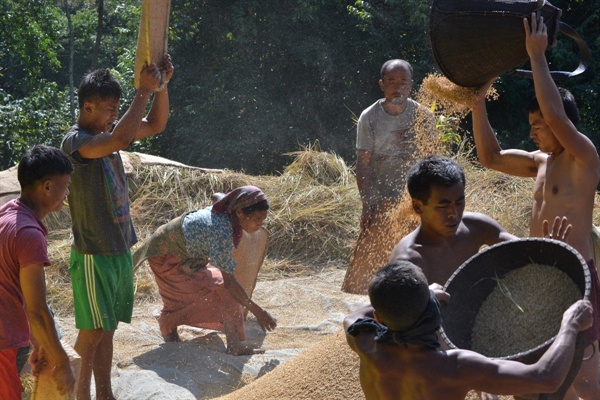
[64,0,75,124]
[91,0,104,70]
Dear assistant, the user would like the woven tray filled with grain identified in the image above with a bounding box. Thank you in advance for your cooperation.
[439,238,591,400]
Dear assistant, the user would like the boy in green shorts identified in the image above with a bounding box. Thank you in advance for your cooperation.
[61,56,174,400]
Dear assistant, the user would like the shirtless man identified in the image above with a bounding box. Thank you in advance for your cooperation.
[344,261,593,400]
[388,155,570,284]
[388,155,572,399]
[469,13,600,399]
[388,155,516,286]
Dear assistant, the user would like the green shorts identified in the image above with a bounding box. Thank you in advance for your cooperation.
[69,248,134,330]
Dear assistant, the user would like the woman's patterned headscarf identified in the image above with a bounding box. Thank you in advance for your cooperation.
[211,185,267,246]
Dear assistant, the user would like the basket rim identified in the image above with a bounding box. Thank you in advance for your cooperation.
[439,237,591,360]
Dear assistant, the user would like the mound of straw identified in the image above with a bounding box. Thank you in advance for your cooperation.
[282,141,351,186]
[40,139,585,316]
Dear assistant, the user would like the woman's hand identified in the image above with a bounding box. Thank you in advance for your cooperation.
[254,307,277,332]
[221,270,277,332]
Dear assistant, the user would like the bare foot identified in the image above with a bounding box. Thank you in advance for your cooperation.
[226,342,266,356]
[162,330,181,342]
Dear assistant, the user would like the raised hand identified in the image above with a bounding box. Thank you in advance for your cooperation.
[542,216,572,243]
[524,12,548,61]
[158,54,174,86]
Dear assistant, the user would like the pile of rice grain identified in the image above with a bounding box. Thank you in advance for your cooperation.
[216,331,363,400]
[471,263,581,357]
[218,330,514,400]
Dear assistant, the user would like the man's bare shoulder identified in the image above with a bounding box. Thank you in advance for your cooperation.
[461,211,501,229]
[461,212,516,244]
[562,128,600,167]
[362,347,475,400]
[388,229,423,265]
[564,134,600,179]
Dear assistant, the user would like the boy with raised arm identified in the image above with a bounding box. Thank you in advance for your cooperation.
[61,56,174,400]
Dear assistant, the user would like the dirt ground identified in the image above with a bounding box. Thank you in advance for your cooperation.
[29,268,521,400]
[50,268,366,399]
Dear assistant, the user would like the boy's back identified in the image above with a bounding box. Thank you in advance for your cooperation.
[345,261,592,400]
[351,331,472,400]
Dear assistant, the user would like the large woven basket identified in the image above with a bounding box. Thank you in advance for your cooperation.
[429,0,589,87]
[440,238,590,400]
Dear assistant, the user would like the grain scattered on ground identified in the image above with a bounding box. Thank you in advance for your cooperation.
[216,330,363,400]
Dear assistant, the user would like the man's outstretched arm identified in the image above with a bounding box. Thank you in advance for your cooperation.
[470,80,539,178]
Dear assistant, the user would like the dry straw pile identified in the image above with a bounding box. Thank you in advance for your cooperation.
[41,77,541,316]
[43,144,361,315]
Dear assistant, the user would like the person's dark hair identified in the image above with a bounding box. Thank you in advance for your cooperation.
[380,59,413,80]
[369,261,430,331]
[18,145,73,190]
[241,199,269,215]
[77,68,122,109]
[407,155,465,203]
[526,87,580,127]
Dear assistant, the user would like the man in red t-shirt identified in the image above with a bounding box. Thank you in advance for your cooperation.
[0,145,75,399]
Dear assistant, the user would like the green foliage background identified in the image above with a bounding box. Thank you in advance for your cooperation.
[1,0,599,173]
